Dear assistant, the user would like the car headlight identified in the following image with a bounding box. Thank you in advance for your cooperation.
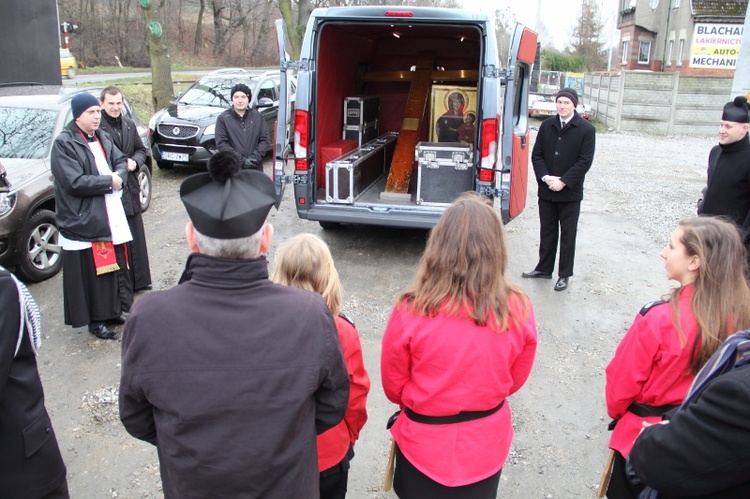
[203,124,215,136]
[148,110,164,132]
[0,192,17,217]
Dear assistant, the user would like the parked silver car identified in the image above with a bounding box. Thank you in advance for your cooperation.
[0,85,152,281]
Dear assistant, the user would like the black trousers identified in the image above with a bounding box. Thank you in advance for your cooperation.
[535,198,581,278]
[606,451,644,499]
[393,445,501,499]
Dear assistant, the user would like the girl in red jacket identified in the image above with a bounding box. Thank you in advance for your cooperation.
[381,193,538,499]
[272,233,370,499]
[605,216,750,499]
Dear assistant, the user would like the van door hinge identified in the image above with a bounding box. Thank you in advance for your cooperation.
[282,59,313,72]
[485,66,514,84]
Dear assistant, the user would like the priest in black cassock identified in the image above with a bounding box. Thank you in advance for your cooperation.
[99,86,152,292]
[698,95,750,271]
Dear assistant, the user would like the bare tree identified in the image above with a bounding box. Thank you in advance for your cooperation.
[570,0,606,71]
[195,0,206,55]
[140,0,175,111]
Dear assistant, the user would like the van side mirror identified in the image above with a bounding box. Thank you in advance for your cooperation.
[256,97,274,109]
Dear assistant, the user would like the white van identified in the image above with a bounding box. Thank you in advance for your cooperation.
[273,6,537,229]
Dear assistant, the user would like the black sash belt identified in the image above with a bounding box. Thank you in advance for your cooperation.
[404,400,505,425]
[627,402,679,418]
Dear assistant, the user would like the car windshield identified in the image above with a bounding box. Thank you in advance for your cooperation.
[0,107,58,160]
[178,77,255,107]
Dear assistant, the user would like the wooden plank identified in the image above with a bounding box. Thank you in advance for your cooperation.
[363,69,479,82]
[384,51,435,193]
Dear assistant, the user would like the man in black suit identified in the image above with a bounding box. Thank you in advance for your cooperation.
[522,88,596,291]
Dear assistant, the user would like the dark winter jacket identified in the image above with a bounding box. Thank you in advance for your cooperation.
[215,108,271,170]
[630,363,750,498]
[532,111,596,202]
[0,269,67,498]
[119,253,350,499]
[100,112,148,216]
[698,134,750,243]
[50,121,128,241]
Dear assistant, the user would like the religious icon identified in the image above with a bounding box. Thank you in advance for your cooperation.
[430,85,477,142]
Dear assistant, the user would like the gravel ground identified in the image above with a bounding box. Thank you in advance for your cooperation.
[31,125,720,499]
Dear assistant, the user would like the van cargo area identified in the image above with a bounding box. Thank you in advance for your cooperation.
[275,8,536,229]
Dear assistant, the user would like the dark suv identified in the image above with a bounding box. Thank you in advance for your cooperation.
[0,86,152,282]
[148,69,292,169]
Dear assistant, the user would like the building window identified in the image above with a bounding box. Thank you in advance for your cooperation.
[638,41,651,64]
[677,39,684,66]
[667,40,673,66]
[622,41,629,64]
[674,0,680,7]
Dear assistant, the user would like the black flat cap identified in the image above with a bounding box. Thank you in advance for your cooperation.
[180,151,275,239]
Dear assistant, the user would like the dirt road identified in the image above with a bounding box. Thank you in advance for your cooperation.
[27,129,712,498]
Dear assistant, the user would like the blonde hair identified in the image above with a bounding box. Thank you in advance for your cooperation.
[398,192,528,331]
[271,233,342,315]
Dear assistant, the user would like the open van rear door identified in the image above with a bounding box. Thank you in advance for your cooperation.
[273,19,293,207]
[500,25,537,221]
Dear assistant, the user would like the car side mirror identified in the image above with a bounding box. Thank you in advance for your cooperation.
[256,97,274,109]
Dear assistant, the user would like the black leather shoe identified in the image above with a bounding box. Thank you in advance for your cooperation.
[88,324,118,340]
[107,316,126,325]
[521,270,553,279]
[554,277,569,291]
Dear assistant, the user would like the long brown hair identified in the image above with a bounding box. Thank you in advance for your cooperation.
[672,217,750,373]
[271,233,342,315]
[397,192,528,331]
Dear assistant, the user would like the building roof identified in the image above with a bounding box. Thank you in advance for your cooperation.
[691,0,748,21]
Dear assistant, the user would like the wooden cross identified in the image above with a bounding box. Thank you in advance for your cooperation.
[362,52,478,195]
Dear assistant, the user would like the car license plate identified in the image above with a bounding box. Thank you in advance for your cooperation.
[161,151,189,162]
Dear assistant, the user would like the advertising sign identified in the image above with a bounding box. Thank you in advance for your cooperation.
[690,23,743,69]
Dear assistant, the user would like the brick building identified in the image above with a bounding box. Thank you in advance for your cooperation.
[617,0,747,75]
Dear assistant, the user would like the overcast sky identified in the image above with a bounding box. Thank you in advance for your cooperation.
[459,0,620,51]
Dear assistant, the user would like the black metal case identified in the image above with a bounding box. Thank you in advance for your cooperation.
[415,142,474,206]
[343,96,380,146]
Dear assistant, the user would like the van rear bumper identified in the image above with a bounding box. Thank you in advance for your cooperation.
[300,203,444,229]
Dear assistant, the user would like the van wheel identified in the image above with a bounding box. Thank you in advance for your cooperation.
[156,160,174,170]
[137,165,153,212]
[15,209,63,282]
[319,221,341,230]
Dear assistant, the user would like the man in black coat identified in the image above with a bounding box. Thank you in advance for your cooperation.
[523,88,596,291]
[119,151,349,498]
[697,95,750,270]
[0,266,68,498]
[629,362,750,498]
[99,86,152,291]
[215,83,272,171]
[51,93,132,340]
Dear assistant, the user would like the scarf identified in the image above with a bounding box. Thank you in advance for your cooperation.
[2,266,43,357]
[638,330,750,499]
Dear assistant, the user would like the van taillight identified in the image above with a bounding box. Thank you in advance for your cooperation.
[479,118,498,182]
[294,109,309,171]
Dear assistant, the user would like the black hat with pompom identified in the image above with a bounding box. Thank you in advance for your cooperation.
[179,150,275,239]
[722,95,749,124]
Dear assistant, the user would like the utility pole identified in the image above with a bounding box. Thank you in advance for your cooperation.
[732,2,750,99]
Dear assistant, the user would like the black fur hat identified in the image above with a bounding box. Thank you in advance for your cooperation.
[722,95,749,124]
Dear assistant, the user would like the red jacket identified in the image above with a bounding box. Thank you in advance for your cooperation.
[317,315,370,472]
[381,297,537,486]
[606,285,698,457]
